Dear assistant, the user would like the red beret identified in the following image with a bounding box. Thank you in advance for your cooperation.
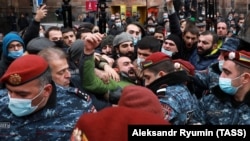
[173,59,195,76]
[118,85,164,118]
[72,107,170,141]
[0,55,49,86]
[224,50,250,69]
[141,52,170,69]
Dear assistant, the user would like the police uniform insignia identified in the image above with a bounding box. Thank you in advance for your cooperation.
[161,103,172,120]
[228,52,236,59]
[8,74,22,85]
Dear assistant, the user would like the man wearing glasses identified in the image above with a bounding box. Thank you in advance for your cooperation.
[0,32,25,89]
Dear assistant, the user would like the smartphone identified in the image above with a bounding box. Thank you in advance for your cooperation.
[36,0,44,7]
[39,3,46,8]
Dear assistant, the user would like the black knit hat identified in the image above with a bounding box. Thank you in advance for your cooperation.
[165,34,181,51]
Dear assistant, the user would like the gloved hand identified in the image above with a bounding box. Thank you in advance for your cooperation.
[108,86,122,104]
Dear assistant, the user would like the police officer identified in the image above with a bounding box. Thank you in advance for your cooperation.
[191,50,250,125]
[141,52,200,125]
[0,55,96,140]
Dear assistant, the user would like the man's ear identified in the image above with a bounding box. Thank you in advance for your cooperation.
[242,73,250,84]
[43,84,53,97]
[158,70,167,77]
[113,67,119,73]
[212,43,218,50]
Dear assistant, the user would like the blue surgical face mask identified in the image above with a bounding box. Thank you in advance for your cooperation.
[8,49,24,59]
[233,30,236,35]
[138,34,142,41]
[133,37,138,46]
[161,48,173,57]
[218,60,224,72]
[219,76,242,95]
[8,88,45,117]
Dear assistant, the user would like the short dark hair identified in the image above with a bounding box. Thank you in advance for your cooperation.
[61,27,75,34]
[44,26,61,38]
[183,24,199,37]
[137,36,161,52]
[144,59,175,75]
[76,28,92,39]
[155,26,165,34]
[199,30,218,44]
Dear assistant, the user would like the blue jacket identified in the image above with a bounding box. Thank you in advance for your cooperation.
[189,48,220,71]
[193,62,221,98]
[191,86,250,125]
[0,82,96,140]
[147,71,200,125]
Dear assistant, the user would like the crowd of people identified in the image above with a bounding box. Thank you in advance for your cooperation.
[1,0,250,140]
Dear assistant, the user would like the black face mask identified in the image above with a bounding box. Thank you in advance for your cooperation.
[53,40,64,48]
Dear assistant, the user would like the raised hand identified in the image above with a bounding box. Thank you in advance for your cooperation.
[166,0,174,8]
[84,33,104,55]
[34,4,48,22]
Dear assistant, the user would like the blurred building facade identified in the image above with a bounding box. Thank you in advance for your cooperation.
[0,0,249,34]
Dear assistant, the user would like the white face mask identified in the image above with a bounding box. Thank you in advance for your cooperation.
[148,28,155,33]
[39,32,45,37]
[8,88,45,117]
[161,48,173,57]
[137,57,145,69]
[106,28,109,34]
[179,15,184,19]
[238,23,243,28]
[115,22,121,27]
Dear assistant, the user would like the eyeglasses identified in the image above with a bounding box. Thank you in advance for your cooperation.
[120,43,134,48]
[8,43,23,50]
[128,30,140,36]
